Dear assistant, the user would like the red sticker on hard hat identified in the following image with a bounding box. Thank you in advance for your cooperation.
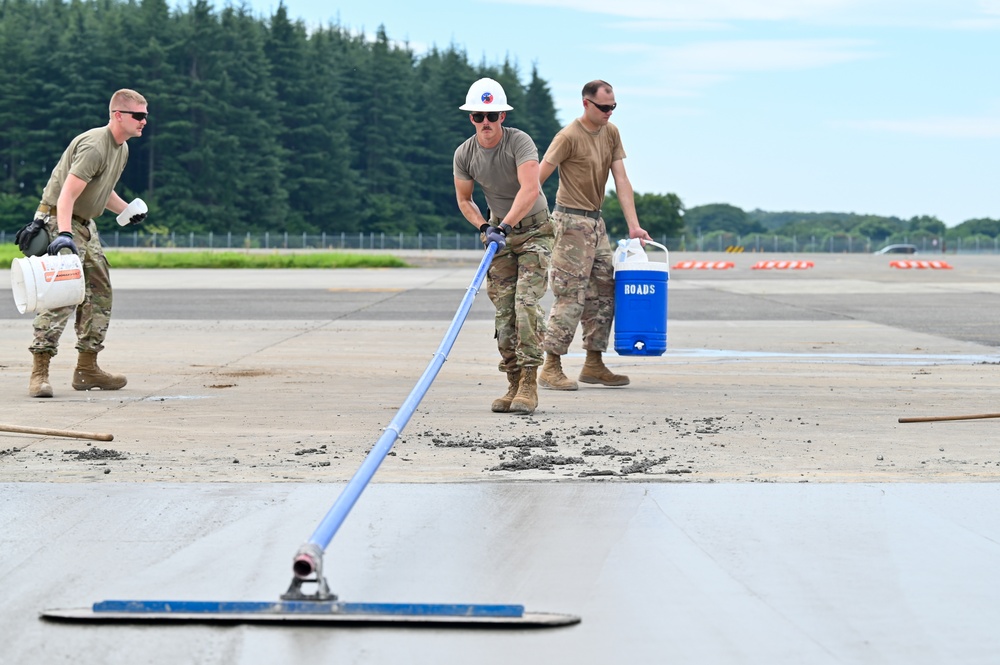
[481,92,494,104]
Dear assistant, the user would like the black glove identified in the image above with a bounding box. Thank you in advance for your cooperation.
[47,231,79,255]
[125,211,146,227]
[14,218,46,254]
[484,225,507,251]
[478,223,493,249]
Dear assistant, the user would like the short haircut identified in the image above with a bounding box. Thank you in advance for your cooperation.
[109,89,147,114]
[582,80,612,98]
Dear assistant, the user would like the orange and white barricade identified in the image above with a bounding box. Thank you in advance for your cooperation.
[671,261,735,270]
[889,260,953,270]
[750,260,814,270]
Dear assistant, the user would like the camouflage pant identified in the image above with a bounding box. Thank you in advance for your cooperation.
[486,211,554,373]
[30,215,113,356]
[543,210,615,355]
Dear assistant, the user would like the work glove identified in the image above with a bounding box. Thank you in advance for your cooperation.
[47,231,79,255]
[124,210,146,227]
[117,198,148,227]
[484,225,507,251]
[14,217,46,254]
[478,223,492,248]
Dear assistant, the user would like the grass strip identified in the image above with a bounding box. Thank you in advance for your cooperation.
[0,246,408,269]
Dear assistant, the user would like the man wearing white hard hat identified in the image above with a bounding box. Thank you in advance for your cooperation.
[453,77,554,415]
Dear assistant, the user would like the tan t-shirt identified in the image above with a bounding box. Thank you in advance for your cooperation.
[543,119,626,212]
[41,126,129,220]
[453,127,548,220]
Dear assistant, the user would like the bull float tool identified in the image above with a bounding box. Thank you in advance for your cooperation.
[41,240,580,627]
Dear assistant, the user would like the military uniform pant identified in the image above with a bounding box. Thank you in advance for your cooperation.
[30,217,113,356]
[543,210,615,356]
[486,213,553,373]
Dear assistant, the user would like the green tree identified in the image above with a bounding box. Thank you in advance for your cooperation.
[266,7,360,233]
[853,218,902,242]
[603,191,684,240]
[685,203,764,236]
[523,65,562,204]
[346,26,428,234]
[907,215,946,236]
[954,217,1000,238]
[413,45,480,233]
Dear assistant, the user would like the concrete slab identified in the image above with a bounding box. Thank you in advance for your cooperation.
[4,482,1000,664]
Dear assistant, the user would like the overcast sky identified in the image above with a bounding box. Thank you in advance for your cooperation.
[233,0,998,226]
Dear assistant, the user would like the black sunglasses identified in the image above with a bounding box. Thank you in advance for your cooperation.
[585,99,617,113]
[471,112,501,123]
[114,109,148,121]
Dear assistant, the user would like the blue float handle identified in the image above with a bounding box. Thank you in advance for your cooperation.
[298,242,498,564]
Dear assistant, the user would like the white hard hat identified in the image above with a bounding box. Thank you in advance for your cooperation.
[459,78,513,112]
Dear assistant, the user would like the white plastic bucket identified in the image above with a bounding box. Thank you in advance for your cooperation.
[10,254,85,314]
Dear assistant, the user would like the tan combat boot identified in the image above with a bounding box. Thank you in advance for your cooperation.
[72,351,127,391]
[579,350,630,387]
[491,370,521,413]
[509,366,538,415]
[29,352,54,398]
[537,352,578,391]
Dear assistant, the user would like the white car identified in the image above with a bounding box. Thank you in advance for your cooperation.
[875,244,918,255]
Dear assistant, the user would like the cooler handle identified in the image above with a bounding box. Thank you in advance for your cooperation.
[641,240,668,257]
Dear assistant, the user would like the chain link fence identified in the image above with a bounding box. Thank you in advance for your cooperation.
[2,230,996,253]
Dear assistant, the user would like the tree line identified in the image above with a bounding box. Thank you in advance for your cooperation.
[0,0,572,237]
[1,0,992,246]
[682,204,999,247]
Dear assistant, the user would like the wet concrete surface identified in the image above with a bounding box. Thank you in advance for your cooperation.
[2,252,1000,663]
[5,482,1000,664]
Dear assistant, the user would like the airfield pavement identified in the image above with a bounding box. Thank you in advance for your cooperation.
[1,250,999,663]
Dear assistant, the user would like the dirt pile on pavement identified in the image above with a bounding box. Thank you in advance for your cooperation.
[416,417,727,478]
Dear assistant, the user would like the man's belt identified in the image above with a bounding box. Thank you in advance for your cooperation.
[37,204,89,224]
[491,208,549,229]
[519,209,549,226]
[553,204,601,220]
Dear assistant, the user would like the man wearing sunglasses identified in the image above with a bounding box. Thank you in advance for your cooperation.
[537,80,652,392]
[25,88,149,398]
[453,78,554,416]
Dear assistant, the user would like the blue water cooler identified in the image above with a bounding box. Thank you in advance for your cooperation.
[613,239,669,356]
